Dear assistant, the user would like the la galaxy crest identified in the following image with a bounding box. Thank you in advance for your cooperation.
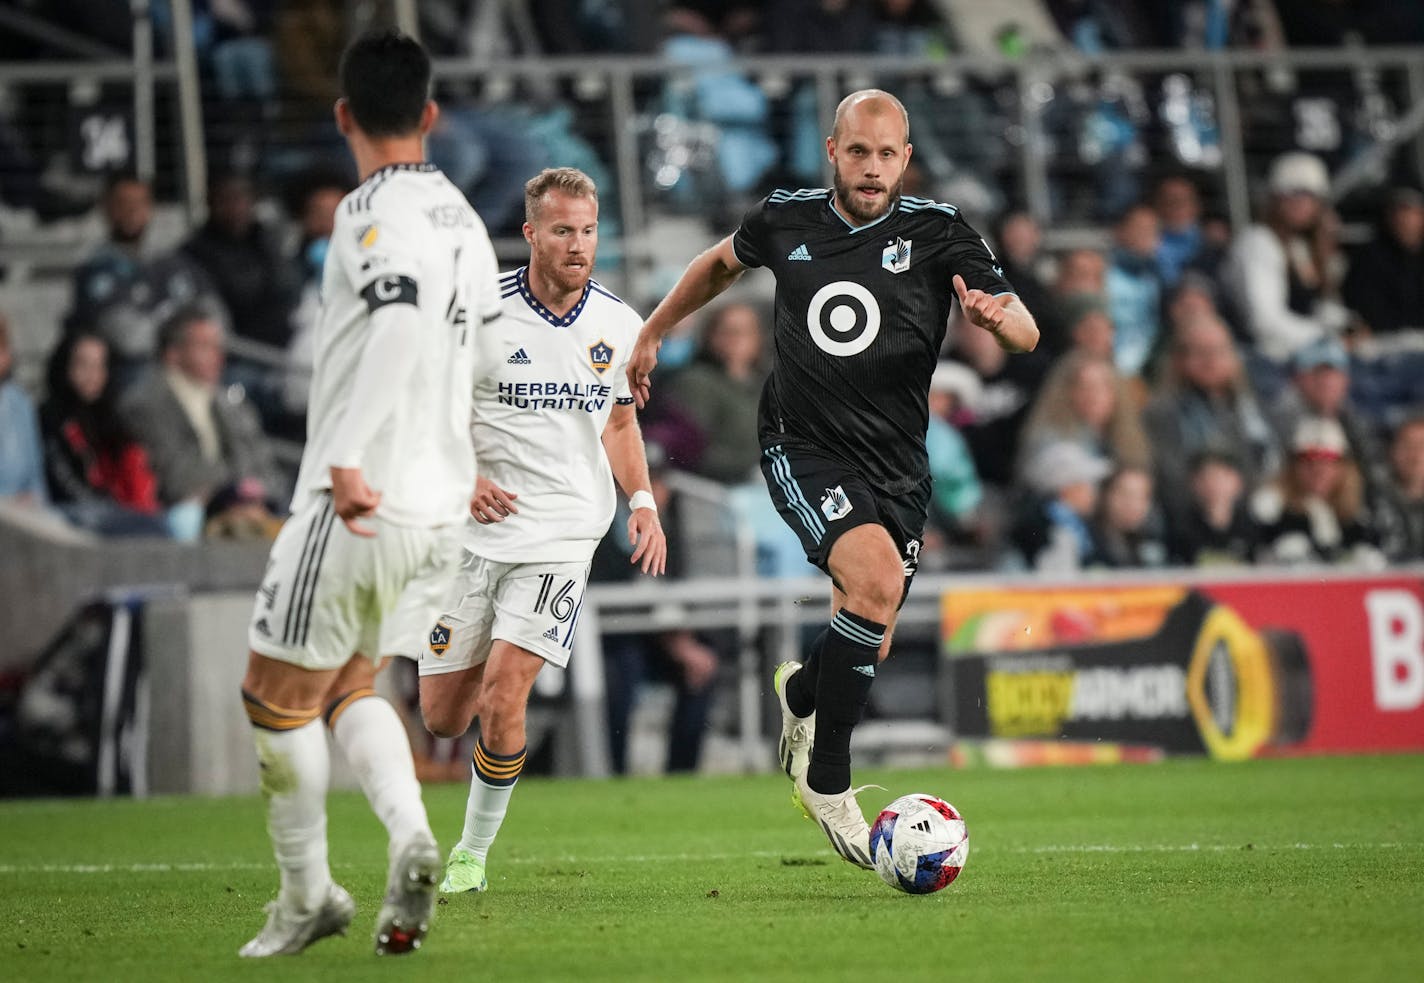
[882,236,912,274]
[588,339,614,374]
[429,621,452,657]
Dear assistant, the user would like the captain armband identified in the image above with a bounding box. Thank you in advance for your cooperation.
[360,274,419,312]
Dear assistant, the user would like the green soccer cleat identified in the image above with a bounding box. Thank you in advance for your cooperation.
[438,846,488,894]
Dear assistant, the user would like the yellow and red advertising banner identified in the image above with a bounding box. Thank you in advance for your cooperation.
[940,574,1424,760]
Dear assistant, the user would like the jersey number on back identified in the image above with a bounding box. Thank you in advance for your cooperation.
[446,246,469,345]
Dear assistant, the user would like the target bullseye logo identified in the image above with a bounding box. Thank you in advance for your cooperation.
[807,281,881,357]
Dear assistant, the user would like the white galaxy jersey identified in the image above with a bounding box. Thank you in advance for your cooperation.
[465,266,641,562]
[293,163,502,527]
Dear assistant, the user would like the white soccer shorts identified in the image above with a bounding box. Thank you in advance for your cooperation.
[248,495,463,671]
[418,552,591,675]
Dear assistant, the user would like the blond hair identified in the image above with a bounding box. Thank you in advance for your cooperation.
[524,167,598,223]
[1017,351,1152,474]
[1275,454,1366,523]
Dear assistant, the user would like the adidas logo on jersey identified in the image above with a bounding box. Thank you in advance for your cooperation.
[787,243,812,261]
[542,626,561,641]
[507,348,532,365]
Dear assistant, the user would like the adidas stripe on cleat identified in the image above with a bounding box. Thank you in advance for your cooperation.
[794,773,879,870]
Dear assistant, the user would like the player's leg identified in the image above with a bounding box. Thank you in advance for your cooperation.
[814,523,901,790]
[798,481,926,868]
[783,523,901,869]
[419,663,487,739]
[415,553,499,892]
[338,534,464,954]
[323,654,437,879]
[239,654,356,956]
[417,549,495,740]
[239,499,358,957]
[451,640,544,876]
[443,559,586,892]
[760,445,833,787]
[326,541,461,876]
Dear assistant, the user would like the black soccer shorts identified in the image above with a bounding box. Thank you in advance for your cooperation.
[760,441,930,599]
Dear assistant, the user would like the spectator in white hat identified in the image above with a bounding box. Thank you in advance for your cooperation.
[1250,415,1384,567]
[1271,334,1387,502]
[1221,151,1351,363]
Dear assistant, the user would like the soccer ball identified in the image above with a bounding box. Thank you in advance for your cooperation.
[868,793,969,894]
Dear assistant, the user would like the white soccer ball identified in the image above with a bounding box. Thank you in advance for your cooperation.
[868,793,969,894]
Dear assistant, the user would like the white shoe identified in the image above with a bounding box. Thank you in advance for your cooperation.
[374,835,441,956]
[772,661,815,794]
[238,882,355,957]
[795,773,877,870]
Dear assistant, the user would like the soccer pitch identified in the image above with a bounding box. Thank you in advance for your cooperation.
[2,754,1421,982]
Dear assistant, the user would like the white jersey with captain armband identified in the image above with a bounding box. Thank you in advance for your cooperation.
[293,162,502,527]
[465,266,642,563]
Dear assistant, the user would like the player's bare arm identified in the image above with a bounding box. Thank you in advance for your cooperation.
[470,474,519,524]
[627,235,746,408]
[953,273,1039,354]
[601,402,668,575]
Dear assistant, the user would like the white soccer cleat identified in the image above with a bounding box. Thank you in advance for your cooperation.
[794,772,878,870]
[374,835,441,956]
[238,882,355,958]
[772,661,815,798]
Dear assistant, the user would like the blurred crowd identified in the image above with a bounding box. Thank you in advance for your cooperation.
[4,142,1424,574]
[3,0,1424,565]
[6,0,1424,234]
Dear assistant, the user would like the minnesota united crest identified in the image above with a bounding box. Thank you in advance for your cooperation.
[882,236,912,274]
[588,339,614,374]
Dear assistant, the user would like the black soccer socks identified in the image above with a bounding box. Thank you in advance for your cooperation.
[806,610,885,795]
[785,628,827,718]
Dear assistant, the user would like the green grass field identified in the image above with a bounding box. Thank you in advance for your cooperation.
[2,754,1422,982]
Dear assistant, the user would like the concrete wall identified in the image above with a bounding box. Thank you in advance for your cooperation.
[0,515,268,671]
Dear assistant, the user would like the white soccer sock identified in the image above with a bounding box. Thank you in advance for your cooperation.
[458,740,526,861]
[327,692,433,859]
[250,719,331,913]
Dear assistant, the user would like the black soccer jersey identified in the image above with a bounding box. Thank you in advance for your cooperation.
[732,189,1015,496]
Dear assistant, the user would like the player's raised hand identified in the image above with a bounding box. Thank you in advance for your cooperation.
[470,476,519,524]
[330,466,381,538]
[627,505,667,576]
[953,274,1007,334]
[626,332,660,410]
